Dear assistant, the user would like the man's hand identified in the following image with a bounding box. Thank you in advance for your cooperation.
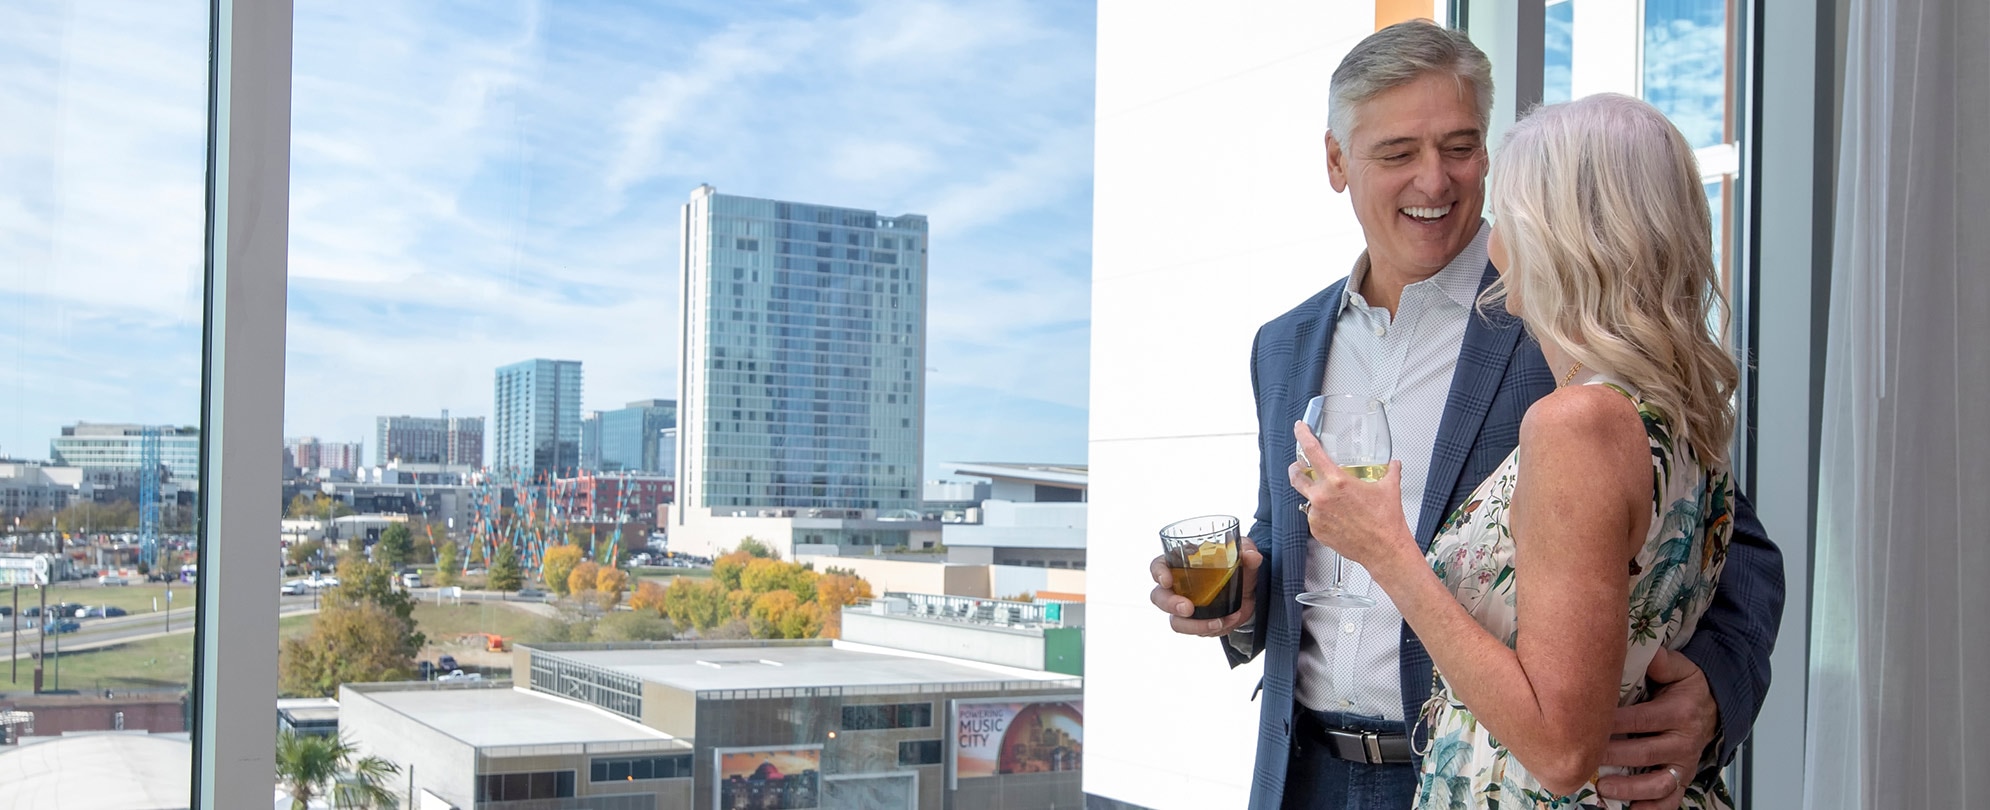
[1596,648,1721,809]
[1149,536,1262,637]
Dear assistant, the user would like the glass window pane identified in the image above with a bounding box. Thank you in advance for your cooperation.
[1544,0,1576,104]
[1642,0,1731,150]
[1,2,207,806]
[279,3,1091,808]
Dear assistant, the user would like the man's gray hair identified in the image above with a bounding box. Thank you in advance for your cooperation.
[1327,20,1494,145]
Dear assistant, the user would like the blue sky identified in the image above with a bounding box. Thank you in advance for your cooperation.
[1,1,1096,479]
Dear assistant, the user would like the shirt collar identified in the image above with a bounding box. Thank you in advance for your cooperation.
[1338,219,1491,316]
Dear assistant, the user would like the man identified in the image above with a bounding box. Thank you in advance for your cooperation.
[1147,21,1784,810]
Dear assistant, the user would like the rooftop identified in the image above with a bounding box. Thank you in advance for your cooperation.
[534,640,1075,694]
[946,462,1088,487]
[0,733,192,810]
[343,683,672,749]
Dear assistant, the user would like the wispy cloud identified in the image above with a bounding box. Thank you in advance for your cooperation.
[0,0,1095,474]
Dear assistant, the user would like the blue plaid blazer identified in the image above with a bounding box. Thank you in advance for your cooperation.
[1228,265,1784,810]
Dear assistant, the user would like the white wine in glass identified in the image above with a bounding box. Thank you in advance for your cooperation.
[1295,394,1390,609]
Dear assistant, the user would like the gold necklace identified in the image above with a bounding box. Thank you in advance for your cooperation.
[1559,360,1585,387]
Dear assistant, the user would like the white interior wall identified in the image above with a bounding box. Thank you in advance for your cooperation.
[1087,3,1374,807]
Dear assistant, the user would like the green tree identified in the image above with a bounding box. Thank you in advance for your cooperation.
[740,558,818,602]
[434,541,459,587]
[286,540,325,568]
[275,729,400,809]
[542,544,584,596]
[287,493,318,519]
[279,600,421,697]
[56,500,139,534]
[734,536,775,559]
[662,578,729,632]
[323,559,423,645]
[487,543,523,591]
[374,524,414,569]
[712,552,750,591]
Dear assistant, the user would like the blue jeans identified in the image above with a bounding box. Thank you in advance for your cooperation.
[1281,709,1418,810]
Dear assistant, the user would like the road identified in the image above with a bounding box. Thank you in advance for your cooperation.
[3,595,320,659]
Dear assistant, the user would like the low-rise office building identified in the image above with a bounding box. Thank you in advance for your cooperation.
[341,679,691,810]
[841,593,1085,676]
[937,463,1086,571]
[340,639,1083,809]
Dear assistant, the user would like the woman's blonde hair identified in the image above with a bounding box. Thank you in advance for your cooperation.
[1484,93,1739,463]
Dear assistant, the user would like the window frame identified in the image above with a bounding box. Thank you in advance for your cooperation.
[190,0,291,808]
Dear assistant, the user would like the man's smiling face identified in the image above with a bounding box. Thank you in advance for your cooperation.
[1327,71,1489,280]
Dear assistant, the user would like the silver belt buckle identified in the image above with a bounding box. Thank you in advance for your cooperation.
[1361,730,1384,764]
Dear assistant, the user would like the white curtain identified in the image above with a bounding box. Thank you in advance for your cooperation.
[1804,0,1989,806]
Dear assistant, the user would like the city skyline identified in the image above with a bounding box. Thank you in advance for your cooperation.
[0,2,1096,480]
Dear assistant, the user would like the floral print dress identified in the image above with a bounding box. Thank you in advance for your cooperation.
[1414,378,1736,809]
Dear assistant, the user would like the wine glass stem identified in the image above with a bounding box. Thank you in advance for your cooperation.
[1333,553,1349,593]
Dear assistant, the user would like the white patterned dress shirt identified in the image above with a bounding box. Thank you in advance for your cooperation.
[1295,222,1490,719]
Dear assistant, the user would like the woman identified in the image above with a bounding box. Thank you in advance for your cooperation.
[1291,93,1739,809]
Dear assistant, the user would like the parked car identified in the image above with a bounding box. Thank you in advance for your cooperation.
[400,572,422,588]
[514,587,547,602]
[435,669,481,683]
[22,606,39,618]
[43,620,80,635]
[0,605,10,617]
[97,574,128,586]
[100,606,127,618]
[437,655,458,672]
[280,581,307,596]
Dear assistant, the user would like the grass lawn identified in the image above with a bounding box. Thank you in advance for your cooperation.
[279,612,316,641]
[3,632,196,693]
[36,582,189,615]
[411,600,546,643]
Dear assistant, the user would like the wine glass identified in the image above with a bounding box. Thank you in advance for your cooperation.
[1294,394,1390,609]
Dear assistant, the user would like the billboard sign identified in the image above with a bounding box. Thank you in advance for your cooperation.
[714,745,821,810]
[0,555,51,587]
[948,695,1083,787]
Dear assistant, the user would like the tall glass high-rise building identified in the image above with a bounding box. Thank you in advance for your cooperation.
[598,399,676,473]
[493,359,584,478]
[677,185,926,514]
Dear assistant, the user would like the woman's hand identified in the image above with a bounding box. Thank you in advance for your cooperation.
[1287,420,1419,572]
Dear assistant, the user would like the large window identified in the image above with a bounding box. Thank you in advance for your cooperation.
[0,1,209,803]
[1529,0,1743,289]
[479,770,577,802]
[841,702,934,731]
[269,2,1092,810]
[591,753,694,782]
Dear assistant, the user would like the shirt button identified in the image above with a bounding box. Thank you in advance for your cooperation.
[1342,622,1357,634]
[1373,325,1386,337]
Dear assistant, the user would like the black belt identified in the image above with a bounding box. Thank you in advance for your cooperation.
[1296,710,1414,765]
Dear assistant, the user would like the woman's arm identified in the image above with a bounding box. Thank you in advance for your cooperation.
[1293,385,1650,796]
